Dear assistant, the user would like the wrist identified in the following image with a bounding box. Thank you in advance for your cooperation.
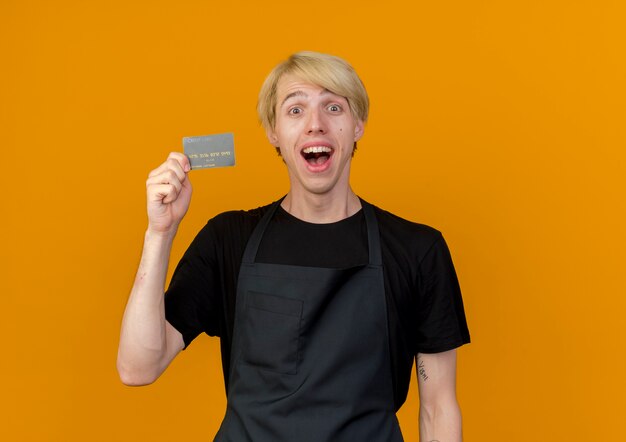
[145,225,178,243]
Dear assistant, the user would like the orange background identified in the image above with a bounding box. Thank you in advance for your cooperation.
[2,1,625,440]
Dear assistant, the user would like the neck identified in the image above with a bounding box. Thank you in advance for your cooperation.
[281,187,361,223]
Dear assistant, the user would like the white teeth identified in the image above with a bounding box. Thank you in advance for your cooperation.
[302,146,332,154]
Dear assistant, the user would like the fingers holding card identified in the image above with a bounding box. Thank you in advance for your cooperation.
[144,134,234,234]
[145,152,194,234]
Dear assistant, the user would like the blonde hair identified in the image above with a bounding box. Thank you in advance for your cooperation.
[257,51,369,132]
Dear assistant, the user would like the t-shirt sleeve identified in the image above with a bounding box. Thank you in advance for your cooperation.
[414,233,471,354]
[164,222,221,349]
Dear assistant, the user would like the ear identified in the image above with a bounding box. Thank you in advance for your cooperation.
[354,119,365,142]
[266,127,279,146]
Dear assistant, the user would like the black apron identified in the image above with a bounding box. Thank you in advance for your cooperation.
[215,199,404,442]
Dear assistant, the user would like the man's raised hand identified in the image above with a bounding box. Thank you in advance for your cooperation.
[145,152,192,235]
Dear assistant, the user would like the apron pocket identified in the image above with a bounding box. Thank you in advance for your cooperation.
[241,291,303,375]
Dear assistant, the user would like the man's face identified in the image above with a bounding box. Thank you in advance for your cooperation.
[267,73,364,197]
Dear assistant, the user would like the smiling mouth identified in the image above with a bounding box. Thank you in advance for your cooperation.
[301,146,333,165]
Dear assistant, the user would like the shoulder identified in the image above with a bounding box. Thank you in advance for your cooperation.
[370,203,443,265]
[208,203,272,228]
[200,202,274,235]
[186,201,275,253]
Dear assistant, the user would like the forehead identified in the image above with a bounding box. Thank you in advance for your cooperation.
[276,73,344,104]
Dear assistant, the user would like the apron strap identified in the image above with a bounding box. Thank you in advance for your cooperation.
[241,196,285,264]
[241,196,382,267]
[360,199,382,267]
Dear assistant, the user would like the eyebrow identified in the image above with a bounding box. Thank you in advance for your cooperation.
[280,89,334,107]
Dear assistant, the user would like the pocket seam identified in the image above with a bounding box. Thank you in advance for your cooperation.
[247,291,303,317]
[247,304,301,318]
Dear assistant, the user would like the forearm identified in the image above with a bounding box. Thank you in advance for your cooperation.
[117,228,176,384]
[419,398,462,442]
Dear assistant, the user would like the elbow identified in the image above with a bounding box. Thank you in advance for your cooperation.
[116,358,159,387]
[118,371,156,387]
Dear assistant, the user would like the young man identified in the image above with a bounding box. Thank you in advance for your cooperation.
[117,51,470,441]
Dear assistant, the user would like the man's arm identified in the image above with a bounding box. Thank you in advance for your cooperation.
[416,349,462,441]
[117,152,191,386]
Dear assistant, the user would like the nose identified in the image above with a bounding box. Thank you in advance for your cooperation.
[306,108,326,134]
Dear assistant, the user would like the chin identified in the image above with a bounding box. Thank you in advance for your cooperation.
[303,179,341,195]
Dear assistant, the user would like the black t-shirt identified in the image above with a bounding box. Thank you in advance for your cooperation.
[164,200,470,411]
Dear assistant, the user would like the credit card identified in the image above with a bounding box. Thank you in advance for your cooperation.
[183,132,235,170]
